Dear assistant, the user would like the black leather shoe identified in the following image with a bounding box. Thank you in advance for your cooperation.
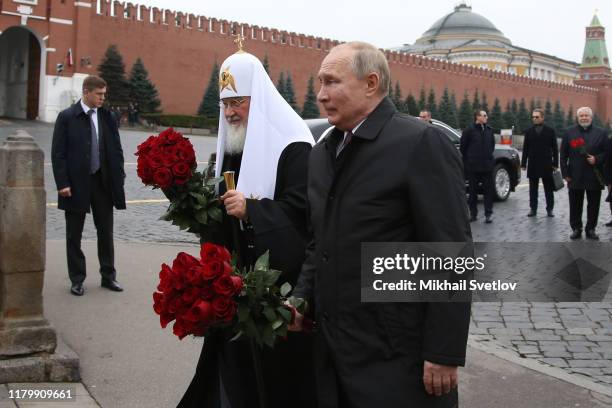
[570,229,582,240]
[605,220,612,227]
[70,283,84,296]
[485,215,493,224]
[547,211,554,217]
[101,280,124,292]
[527,210,536,217]
[470,215,477,222]
[585,230,600,240]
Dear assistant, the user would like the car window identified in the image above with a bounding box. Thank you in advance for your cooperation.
[432,122,460,143]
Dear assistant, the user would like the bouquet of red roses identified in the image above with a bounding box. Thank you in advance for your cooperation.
[135,128,223,241]
[569,137,605,187]
[153,243,300,346]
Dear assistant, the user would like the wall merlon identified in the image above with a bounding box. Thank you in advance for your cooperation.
[125,3,137,21]
[113,1,124,19]
[139,5,149,23]
[151,7,162,24]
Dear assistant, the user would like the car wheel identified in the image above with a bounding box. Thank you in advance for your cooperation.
[493,163,511,201]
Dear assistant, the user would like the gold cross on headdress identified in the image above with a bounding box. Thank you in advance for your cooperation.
[233,34,246,53]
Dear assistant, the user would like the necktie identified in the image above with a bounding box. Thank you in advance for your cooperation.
[336,131,353,157]
[88,109,100,174]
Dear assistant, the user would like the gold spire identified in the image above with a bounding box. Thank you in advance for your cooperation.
[233,34,246,53]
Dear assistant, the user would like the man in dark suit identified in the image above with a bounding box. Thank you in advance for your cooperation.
[560,107,607,240]
[51,75,126,296]
[605,131,612,227]
[290,41,472,408]
[521,108,559,217]
[461,110,496,223]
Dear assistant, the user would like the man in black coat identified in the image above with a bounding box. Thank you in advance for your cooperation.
[461,110,495,223]
[51,75,126,296]
[604,131,612,227]
[560,106,608,240]
[290,41,472,408]
[179,51,316,408]
[521,108,559,217]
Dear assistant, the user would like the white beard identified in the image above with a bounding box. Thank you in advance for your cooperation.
[225,124,247,155]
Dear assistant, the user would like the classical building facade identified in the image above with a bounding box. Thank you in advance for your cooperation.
[0,1,610,124]
[396,4,579,84]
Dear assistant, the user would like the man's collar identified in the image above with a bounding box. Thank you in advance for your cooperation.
[351,97,396,141]
[80,99,96,114]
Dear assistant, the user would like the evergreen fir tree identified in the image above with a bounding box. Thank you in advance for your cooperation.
[488,98,504,134]
[502,101,516,131]
[427,88,437,118]
[197,61,220,118]
[263,54,270,76]
[284,72,298,111]
[529,98,536,115]
[405,93,419,116]
[552,100,565,136]
[471,88,481,112]
[511,99,518,116]
[437,88,453,126]
[301,75,320,119]
[418,87,427,112]
[392,81,403,111]
[544,100,553,126]
[566,105,575,128]
[276,72,286,98]
[128,57,161,113]
[97,44,130,106]
[458,91,472,129]
[481,92,489,113]
[516,98,530,134]
[448,92,459,128]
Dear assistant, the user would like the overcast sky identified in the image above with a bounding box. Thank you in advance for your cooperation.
[135,0,611,64]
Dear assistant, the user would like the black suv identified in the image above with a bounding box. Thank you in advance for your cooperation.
[305,118,521,201]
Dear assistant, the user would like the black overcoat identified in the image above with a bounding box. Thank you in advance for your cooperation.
[179,142,316,408]
[604,133,612,185]
[294,98,472,408]
[560,124,607,190]
[521,124,559,179]
[51,101,126,212]
[460,122,495,173]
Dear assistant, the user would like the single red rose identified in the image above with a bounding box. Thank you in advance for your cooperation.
[153,168,173,189]
[176,141,196,164]
[162,154,179,168]
[172,162,191,178]
[212,275,236,297]
[160,312,175,329]
[184,299,213,323]
[211,297,237,322]
[157,264,175,293]
[185,265,205,287]
[200,243,232,263]
[200,285,214,300]
[148,153,165,169]
[164,144,179,156]
[230,275,243,294]
[181,286,201,305]
[167,130,184,144]
[172,317,189,339]
[136,136,157,155]
[153,292,166,315]
[201,260,223,280]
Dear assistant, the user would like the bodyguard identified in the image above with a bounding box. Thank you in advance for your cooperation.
[51,75,126,295]
[521,108,559,217]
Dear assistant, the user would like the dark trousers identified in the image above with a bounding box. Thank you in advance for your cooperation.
[568,188,602,231]
[65,172,116,284]
[468,170,493,217]
[529,176,554,212]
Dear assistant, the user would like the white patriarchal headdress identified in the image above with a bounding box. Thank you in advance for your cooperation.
[214,52,314,199]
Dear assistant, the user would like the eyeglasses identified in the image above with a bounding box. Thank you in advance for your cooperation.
[219,98,247,110]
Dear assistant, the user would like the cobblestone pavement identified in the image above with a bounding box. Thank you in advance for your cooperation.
[2,119,612,391]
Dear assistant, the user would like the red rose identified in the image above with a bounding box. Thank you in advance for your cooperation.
[181,286,201,305]
[200,285,214,300]
[162,154,179,168]
[230,275,243,294]
[172,317,189,339]
[160,312,175,329]
[176,141,196,164]
[200,243,232,263]
[201,260,224,281]
[173,162,191,178]
[148,153,165,169]
[157,264,175,293]
[185,265,205,287]
[153,168,173,188]
[212,275,236,297]
[153,291,165,315]
[168,130,184,144]
[174,175,190,185]
[136,136,157,155]
[184,299,213,323]
[211,297,237,322]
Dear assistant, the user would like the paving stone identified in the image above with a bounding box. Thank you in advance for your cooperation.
[567,341,599,347]
[566,346,590,353]
[568,360,609,368]
[516,346,539,354]
[474,322,506,329]
[586,335,612,342]
[569,368,605,376]
[561,335,587,341]
[533,322,564,329]
[571,352,603,359]
[539,358,569,367]
[542,350,572,358]
[595,375,612,384]
[566,327,594,335]
[504,322,534,329]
